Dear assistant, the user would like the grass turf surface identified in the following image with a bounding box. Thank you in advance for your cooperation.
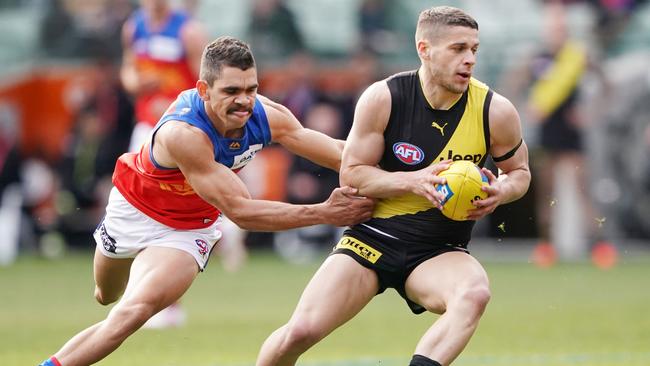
[2,250,649,366]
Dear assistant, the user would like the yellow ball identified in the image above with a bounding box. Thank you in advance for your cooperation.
[435,160,489,221]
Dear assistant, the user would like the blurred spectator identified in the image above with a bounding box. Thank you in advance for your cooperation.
[584,0,649,53]
[56,59,134,247]
[340,50,384,130]
[286,103,344,204]
[281,52,319,121]
[40,0,134,61]
[0,103,22,265]
[247,0,305,62]
[600,59,650,239]
[39,0,78,58]
[0,99,65,260]
[120,0,208,152]
[358,0,392,54]
[505,2,613,264]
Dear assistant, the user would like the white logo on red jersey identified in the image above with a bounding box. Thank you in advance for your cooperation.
[232,144,263,170]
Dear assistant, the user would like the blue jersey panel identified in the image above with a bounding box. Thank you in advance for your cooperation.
[155,89,272,170]
[132,9,189,40]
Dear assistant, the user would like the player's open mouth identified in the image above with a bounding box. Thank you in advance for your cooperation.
[457,72,471,81]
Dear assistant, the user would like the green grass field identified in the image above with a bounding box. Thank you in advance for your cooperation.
[2,249,650,366]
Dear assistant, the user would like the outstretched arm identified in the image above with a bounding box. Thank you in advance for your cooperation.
[262,95,344,171]
[155,121,373,231]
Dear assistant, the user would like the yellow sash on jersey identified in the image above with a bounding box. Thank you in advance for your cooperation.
[373,78,489,219]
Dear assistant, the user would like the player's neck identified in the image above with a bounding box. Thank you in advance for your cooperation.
[417,67,462,110]
[212,120,244,139]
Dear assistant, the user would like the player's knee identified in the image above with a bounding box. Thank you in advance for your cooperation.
[458,282,491,317]
[108,302,157,335]
[282,321,322,351]
[94,286,119,306]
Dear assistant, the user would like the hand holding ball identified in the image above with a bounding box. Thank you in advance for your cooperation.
[435,160,489,221]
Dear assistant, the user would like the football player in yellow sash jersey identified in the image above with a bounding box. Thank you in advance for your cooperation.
[257,6,531,366]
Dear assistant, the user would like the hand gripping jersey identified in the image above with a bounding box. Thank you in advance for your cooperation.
[113,89,272,229]
[130,9,196,126]
[359,71,493,245]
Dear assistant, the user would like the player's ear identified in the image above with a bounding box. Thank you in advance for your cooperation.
[416,40,430,60]
[196,80,210,101]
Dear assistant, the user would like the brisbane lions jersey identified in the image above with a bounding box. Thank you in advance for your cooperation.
[113,89,272,229]
[359,71,493,245]
[130,9,196,126]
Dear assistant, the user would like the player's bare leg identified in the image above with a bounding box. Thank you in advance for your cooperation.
[52,247,199,366]
[405,251,491,365]
[256,254,379,366]
[93,245,133,305]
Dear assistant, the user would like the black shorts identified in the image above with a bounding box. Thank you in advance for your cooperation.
[330,224,469,314]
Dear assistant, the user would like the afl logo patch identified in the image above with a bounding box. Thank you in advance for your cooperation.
[393,142,424,165]
[195,239,209,257]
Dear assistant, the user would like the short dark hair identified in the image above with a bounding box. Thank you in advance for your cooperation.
[199,36,256,86]
[415,6,478,41]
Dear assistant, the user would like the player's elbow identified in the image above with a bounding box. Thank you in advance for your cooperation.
[503,167,531,203]
[517,166,532,197]
[339,165,356,187]
[218,197,257,231]
[225,211,255,231]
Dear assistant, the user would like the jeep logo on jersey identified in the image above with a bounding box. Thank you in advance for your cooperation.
[437,149,483,164]
[231,143,263,169]
[393,142,424,165]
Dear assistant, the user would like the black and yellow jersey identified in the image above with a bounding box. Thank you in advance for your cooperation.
[358,70,493,245]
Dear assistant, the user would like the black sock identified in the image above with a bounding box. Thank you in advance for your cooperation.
[408,354,442,366]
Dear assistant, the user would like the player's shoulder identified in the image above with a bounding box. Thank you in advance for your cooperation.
[360,78,391,105]
[161,89,200,118]
[488,90,520,128]
[257,94,283,111]
[387,69,417,81]
[157,119,210,152]
[256,94,295,122]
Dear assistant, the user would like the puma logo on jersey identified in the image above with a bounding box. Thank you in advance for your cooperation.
[431,121,448,135]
